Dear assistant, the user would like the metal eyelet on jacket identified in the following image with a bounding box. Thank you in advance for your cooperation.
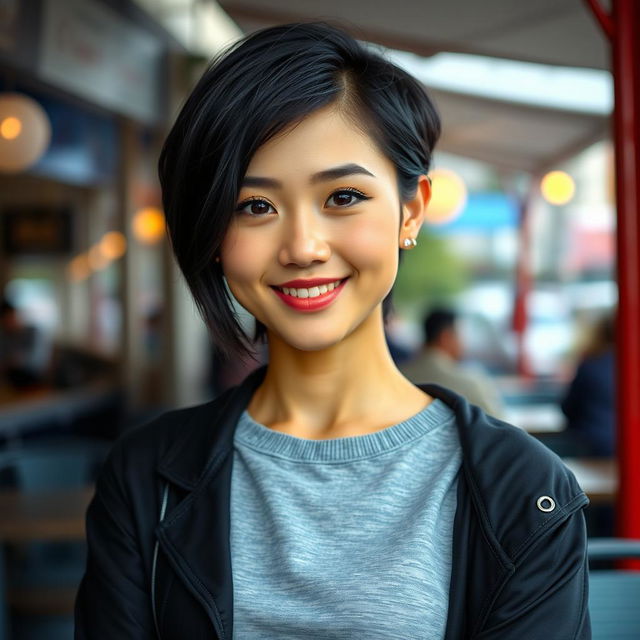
[536,495,556,512]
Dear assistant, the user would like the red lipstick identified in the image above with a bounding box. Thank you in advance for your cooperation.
[274,277,345,288]
[271,277,349,313]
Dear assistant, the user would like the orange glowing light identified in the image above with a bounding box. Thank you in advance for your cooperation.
[424,169,468,226]
[1,116,21,140]
[67,254,91,282]
[100,231,127,259]
[132,207,165,245]
[88,244,110,270]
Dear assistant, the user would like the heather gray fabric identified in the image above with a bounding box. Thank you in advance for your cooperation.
[230,398,461,639]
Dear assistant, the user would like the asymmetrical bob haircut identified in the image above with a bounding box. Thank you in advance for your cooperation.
[158,22,441,360]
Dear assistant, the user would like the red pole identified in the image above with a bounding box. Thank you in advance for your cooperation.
[512,186,535,379]
[585,0,640,539]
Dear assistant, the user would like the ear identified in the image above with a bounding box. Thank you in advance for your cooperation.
[400,174,431,238]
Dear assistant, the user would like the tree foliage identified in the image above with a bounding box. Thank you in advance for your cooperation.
[393,229,468,314]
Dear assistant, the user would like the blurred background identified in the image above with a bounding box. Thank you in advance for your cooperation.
[0,0,637,638]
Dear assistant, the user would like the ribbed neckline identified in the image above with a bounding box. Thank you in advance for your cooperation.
[234,398,453,462]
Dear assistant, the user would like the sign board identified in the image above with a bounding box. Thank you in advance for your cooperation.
[39,0,164,124]
[2,207,74,255]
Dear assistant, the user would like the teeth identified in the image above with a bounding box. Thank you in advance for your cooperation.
[277,279,343,298]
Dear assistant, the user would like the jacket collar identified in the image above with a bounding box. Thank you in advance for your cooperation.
[154,365,266,640]
[156,365,267,491]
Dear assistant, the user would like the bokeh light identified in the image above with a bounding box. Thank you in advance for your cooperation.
[67,254,91,282]
[540,170,575,205]
[100,231,127,260]
[424,168,468,225]
[132,207,166,245]
[88,245,110,270]
[0,93,51,172]
[1,116,22,140]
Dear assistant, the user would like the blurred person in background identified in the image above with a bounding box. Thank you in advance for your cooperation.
[561,312,616,457]
[76,23,590,640]
[401,308,504,417]
[0,296,49,391]
[384,310,414,365]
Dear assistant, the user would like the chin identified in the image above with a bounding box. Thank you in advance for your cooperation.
[270,325,352,352]
[283,336,345,352]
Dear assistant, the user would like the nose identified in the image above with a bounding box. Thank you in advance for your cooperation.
[278,214,331,267]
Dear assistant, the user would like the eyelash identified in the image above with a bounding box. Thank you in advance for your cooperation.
[235,187,371,217]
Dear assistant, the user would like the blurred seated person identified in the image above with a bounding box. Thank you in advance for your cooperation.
[561,313,615,457]
[0,297,49,390]
[401,308,504,417]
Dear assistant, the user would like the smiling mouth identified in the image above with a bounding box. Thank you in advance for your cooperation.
[272,278,348,299]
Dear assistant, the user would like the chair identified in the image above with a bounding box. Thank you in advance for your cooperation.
[588,538,640,639]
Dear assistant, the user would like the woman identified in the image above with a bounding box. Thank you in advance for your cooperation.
[562,313,616,458]
[75,23,590,639]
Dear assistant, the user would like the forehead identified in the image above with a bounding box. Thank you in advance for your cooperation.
[244,106,394,179]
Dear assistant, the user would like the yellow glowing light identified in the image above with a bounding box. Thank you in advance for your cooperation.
[100,231,127,259]
[1,116,22,140]
[67,254,91,282]
[88,244,110,270]
[424,169,468,225]
[132,207,165,245]
[540,170,575,205]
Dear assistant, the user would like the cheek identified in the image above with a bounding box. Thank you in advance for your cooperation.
[341,209,399,274]
[220,227,270,287]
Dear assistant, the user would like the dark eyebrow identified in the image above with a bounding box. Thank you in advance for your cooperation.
[241,163,376,189]
[310,163,376,184]
[241,176,281,189]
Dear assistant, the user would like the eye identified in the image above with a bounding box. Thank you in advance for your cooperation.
[325,188,370,208]
[235,198,276,217]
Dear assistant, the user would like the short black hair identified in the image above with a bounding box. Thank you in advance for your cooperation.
[423,308,457,344]
[159,22,441,359]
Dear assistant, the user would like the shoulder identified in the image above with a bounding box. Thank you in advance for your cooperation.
[100,366,267,495]
[423,384,588,560]
[466,412,588,559]
[101,387,236,487]
[110,403,210,461]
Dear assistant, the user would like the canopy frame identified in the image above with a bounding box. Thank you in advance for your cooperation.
[586,0,640,540]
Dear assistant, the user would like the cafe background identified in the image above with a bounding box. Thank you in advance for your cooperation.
[0,0,636,638]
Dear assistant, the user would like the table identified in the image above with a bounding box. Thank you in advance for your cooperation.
[562,458,617,505]
[0,486,94,636]
[504,403,566,434]
[0,381,122,442]
[0,487,94,542]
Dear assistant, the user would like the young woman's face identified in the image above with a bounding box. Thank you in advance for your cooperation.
[220,105,424,352]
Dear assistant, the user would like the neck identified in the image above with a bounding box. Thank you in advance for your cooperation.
[248,307,430,439]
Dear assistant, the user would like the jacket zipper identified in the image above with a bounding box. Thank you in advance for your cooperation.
[152,482,170,639]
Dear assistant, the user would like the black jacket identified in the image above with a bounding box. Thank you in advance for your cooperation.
[75,366,591,639]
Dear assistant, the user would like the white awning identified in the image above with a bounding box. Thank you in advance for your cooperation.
[218,0,611,172]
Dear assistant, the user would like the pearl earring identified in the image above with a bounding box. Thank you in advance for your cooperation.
[402,238,417,249]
